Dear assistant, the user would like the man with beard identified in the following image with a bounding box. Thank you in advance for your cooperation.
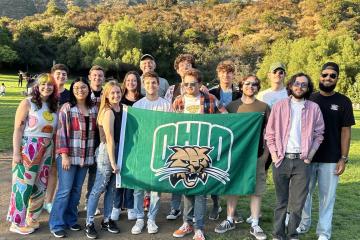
[297,62,355,240]
[215,75,270,240]
[265,73,325,240]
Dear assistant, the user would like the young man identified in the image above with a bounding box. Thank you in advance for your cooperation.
[215,75,270,240]
[52,64,70,106]
[265,73,325,240]
[165,53,197,104]
[208,60,241,220]
[140,54,169,98]
[209,60,241,106]
[257,62,288,108]
[297,62,355,240]
[131,71,172,235]
[43,64,71,214]
[172,68,227,240]
[84,65,105,216]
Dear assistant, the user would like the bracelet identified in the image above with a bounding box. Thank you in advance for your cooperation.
[341,155,349,163]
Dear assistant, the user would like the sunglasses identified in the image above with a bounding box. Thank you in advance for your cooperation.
[273,70,285,75]
[293,81,308,88]
[321,73,337,79]
[243,81,259,87]
[183,82,198,87]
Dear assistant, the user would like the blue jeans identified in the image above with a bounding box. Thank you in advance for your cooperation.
[133,190,160,221]
[183,195,206,230]
[170,193,182,210]
[300,163,339,239]
[85,163,97,202]
[86,143,116,224]
[49,156,88,232]
[113,188,134,209]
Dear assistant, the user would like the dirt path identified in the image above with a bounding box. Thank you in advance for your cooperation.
[0,151,236,240]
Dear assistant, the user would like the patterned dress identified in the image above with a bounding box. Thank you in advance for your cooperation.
[7,98,58,227]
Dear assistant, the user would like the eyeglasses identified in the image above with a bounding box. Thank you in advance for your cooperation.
[293,81,308,88]
[243,81,259,87]
[321,73,337,79]
[183,82,198,87]
[273,70,285,75]
[74,86,88,92]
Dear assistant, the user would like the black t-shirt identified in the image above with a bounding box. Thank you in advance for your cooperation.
[120,94,144,107]
[59,89,71,106]
[310,92,355,163]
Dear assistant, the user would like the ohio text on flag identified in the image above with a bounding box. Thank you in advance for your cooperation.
[116,106,264,195]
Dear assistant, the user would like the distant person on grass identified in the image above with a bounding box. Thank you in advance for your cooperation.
[43,63,71,214]
[18,71,23,87]
[7,74,58,235]
[297,62,355,240]
[0,82,6,96]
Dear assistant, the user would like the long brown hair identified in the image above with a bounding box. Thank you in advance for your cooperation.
[97,81,122,124]
[31,73,58,113]
[121,71,142,99]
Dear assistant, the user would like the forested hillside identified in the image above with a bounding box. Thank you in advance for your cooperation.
[0,0,359,101]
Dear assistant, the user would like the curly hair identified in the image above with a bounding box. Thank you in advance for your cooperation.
[122,71,142,100]
[238,74,261,94]
[69,77,93,108]
[31,73,58,113]
[216,60,235,73]
[183,68,203,83]
[174,54,196,70]
[286,72,314,99]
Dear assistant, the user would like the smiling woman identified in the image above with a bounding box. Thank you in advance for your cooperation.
[6,73,58,235]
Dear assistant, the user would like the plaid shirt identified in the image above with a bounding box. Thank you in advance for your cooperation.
[172,91,227,114]
[56,102,98,166]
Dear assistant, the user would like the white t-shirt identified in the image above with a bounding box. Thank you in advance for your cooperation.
[286,98,305,153]
[257,87,288,108]
[184,95,201,114]
[133,96,172,112]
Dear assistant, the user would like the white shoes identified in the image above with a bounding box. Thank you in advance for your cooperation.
[127,208,136,220]
[147,219,158,234]
[111,207,121,221]
[318,235,329,240]
[131,219,145,234]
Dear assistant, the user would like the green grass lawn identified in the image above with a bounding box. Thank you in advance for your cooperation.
[0,73,359,239]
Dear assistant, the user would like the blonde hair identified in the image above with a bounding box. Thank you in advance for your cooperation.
[97,81,122,124]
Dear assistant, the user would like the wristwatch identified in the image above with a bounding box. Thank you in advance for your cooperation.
[341,155,349,163]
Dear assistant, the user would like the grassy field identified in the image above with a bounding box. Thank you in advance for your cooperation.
[0,73,359,239]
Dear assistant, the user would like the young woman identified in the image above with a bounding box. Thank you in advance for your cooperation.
[7,74,58,235]
[121,71,144,106]
[49,77,98,238]
[111,71,143,221]
[84,81,122,239]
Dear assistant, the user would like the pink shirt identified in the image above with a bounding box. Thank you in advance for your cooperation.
[265,97,325,167]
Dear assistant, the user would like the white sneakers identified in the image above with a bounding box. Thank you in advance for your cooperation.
[147,219,158,234]
[131,219,158,234]
[131,219,145,234]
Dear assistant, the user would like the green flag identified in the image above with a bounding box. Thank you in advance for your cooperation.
[117,106,264,195]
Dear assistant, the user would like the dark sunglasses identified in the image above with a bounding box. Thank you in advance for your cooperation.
[321,73,337,79]
[273,69,285,75]
[243,81,259,87]
[293,81,308,88]
[183,82,198,87]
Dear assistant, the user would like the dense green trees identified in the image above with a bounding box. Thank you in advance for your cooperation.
[0,0,359,101]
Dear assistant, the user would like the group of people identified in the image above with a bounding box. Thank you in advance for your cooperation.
[6,52,354,240]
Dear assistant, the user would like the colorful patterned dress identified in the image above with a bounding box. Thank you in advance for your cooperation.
[7,98,58,227]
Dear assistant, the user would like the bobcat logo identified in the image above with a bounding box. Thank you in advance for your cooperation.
[155,146,230,188]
